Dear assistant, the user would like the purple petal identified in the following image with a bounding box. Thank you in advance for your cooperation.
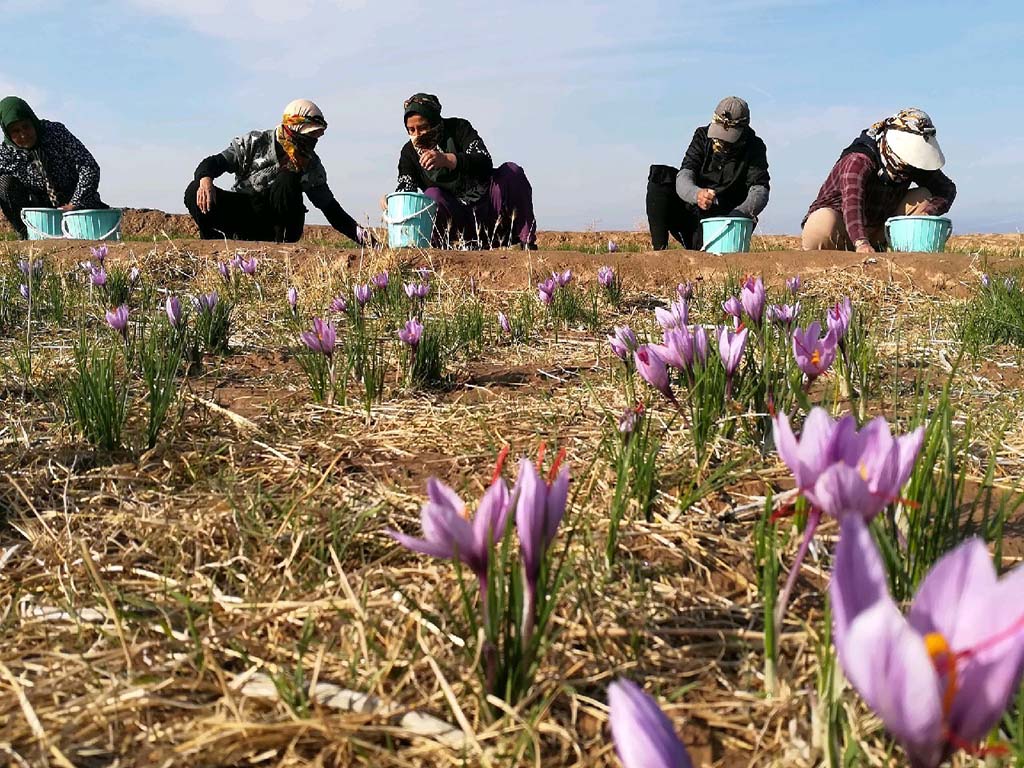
[544,464,570,546]
[831,515,891,653]
[388,529,456,560]
[804,463,879,520]
[608,679,693,768]
[514,458,546,582]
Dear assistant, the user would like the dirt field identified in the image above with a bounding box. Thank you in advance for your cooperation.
[1,230,1023,767]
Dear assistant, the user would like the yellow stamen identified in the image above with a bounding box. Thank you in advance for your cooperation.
[859,462,869,481]
[924,632,959,717]
[811,350,821,366]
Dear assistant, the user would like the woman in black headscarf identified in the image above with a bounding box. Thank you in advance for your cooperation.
[0,96,107,239]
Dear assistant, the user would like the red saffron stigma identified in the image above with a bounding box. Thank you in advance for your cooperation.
[491,444,510,485]
[548,447,568,484]
[536,441,547,471]
[770,503,797,523]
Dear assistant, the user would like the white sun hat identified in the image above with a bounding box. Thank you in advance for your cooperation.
[886,125,945,171]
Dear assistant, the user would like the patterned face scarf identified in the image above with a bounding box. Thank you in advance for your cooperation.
[711,110,749,135]
[276,100,327,172]
[403,93,444,152]
[867,108,936,182]
[1,96,59,205]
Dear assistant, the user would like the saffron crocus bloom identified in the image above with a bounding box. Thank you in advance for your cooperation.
[166,295,182,328]
[792,321,838,380]
[398,318,423,348]
[651,326,692,370]
[196,292,218,313]
[1004,276,1016,291]
[330,295,347,314]
[354,284,371,307]
[608,325,639,361]
[389,477,511,592]
[692,325,709,367]
[538,278,556,305]
[129,266,141,284]
[17,258,42,278]
[286,286,298,311]
[655,298,689,330]
[634,345,676,404]
[371,271,389,289]
[980,273,991,289]
[716,325,748,377]
[240,256,258,275]
[740,275,766,324]
[608,239,619,253]
[608,679,694,768]
[19,283,29,300]
[677,281,695,301]
[105,305,129,338]
[722,296,742,318]
[827,296,853,340]
[90,267,107,287]
[217,261,231,282]
[618,405,642,436]
[300,317,337,356]
[786,275,802,295]
[498,311,512,334]
[597,265,615,288]
[553,269,572,288]
[767,302,800,330]
[831,515,1024,768]
[514,453,569,638]
[90,245,107,264]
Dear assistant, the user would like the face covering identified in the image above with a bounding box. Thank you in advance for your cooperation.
[411,123,443,152]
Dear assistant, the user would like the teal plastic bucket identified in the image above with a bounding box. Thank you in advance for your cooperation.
[885,215,951,253]
[700,216,754,254]
[385,193,436,248]
[61,209,122,241]
[20,208,64,240]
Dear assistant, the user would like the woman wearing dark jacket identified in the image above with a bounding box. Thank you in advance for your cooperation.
[802,108,955,252]
[647,97,770,250]
[388,93,537,249]
[185,99,371,245]
[0,96,107,239]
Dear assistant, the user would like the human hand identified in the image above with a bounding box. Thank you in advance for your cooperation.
[59,203,79,212]
[696,188,717,211]
[420,150,456,172]
[855,241,875,255]
[197,177,216,214]
[380,194,389,212]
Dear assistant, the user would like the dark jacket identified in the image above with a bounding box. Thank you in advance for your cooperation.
[395,117,493,203]
[0,120,103,208]
[679,126,770,212]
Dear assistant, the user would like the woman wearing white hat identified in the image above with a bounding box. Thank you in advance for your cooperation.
[801,108,955,252]
[185,99,374,245]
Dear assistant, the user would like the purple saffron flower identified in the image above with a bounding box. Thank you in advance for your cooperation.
[831,514,1024,768]
[740,275,766,324]
[676,281,695,301]
[786,275,802,295]
[980,273,991,289]
[389,476,511,592]
[229,253,242,270]
[166,295,182,328]
[827,297,853,341]
[608,679,694,768]
[90,267,107,287]
[553,269,572,288]
[354,284,371,307]
[195,292,219,313]
[651,326,692,371]
[607,325,639,361]
[634,345,676,404]
[692,325,709,367]
[498,311,512,335]
[618,405,643,436]
[514,455,569,603]
[105,305,129,338]
[398,318,424,348]
[330,295,348,314]
[404,282,430,300]
[371,271,389,290]
[597,265,615,288]
[608,239,619,253]
[538,278,556,306]
[416,266,431,281]
[286,286,298,311]
[655,298,689,330]
[1004,276,1016,291]
[240,256,258,275]
[716,326,748,378]
[217,261,231,282]
[768,302,801,330]
[17,258,43,278]
[722,296,742,318]
[792,321,838,380]
[299,317,337,357]
[19,283,29,300]
[90,245,107,265]
[129,266,141,285]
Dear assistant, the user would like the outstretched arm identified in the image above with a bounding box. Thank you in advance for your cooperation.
[307,184,362,244]
[55,124,101,208]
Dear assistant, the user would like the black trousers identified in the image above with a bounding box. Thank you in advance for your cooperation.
[1,175,52,239]
[646,164,706,251]
[184,172,306,243]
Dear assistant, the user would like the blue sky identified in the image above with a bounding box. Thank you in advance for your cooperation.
[3,0,1022,233]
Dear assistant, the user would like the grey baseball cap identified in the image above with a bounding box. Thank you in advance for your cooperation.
[708,96,750,142]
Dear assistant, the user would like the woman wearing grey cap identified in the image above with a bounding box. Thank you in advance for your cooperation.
[646,96,770,250]
[801,108,956,252]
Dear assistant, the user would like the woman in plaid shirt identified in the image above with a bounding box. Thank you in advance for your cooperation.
[802,108,956,253]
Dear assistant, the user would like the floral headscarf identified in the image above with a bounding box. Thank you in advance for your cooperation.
[866,108,936,181]
[276,99,327,172]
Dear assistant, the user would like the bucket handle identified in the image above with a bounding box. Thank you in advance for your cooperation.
[383,200,437,226]
[61,214,122,241]
[701,219,735,252]
[20,209,65,239]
